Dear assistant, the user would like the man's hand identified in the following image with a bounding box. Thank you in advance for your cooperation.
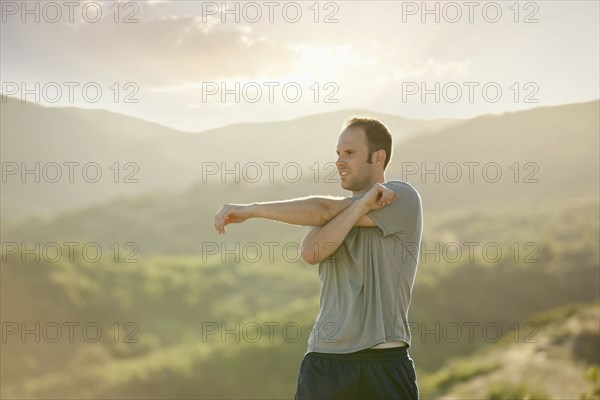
[357,183,399,212]
[214,203,253,234]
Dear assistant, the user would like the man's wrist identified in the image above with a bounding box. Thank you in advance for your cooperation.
[355,197,373,214]
[246,203,258,219]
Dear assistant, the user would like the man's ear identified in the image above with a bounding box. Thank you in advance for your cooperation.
[375,149,386,166]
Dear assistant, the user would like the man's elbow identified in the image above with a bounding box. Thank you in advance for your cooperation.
[313,198,333,226]
[300,243,320,265]
[301,250,319,266]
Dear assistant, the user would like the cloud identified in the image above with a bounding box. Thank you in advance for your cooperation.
[146,0,169,7]
[392,58,472,80]
[1,12,296,87]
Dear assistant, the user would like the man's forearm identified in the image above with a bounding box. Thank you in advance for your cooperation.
[250,196,354,226]
[300,200,369,264]
[214,194,358,234]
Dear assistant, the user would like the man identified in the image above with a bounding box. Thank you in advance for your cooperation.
[214,117,422,399]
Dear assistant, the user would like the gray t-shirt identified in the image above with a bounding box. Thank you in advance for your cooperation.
[307,180,423,353]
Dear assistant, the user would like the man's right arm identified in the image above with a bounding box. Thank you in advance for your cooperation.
[214,196,355,234]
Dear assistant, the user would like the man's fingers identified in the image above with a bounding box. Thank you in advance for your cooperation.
[369,185,396,207]
[380,189,398,206]
[214,207,228,234]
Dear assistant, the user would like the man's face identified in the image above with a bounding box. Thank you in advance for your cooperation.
[336,126,377,194]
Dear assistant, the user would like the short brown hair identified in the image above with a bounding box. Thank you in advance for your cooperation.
[344,117,393,169]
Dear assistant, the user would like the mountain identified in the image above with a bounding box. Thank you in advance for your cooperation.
[1,96,460,219]
[391,100,600,212]
[2,98,598,226]
[2,100,599,255]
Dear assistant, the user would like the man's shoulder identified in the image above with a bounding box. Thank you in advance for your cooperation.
[383,180,420,197]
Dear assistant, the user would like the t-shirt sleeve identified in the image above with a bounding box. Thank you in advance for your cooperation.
[366,181,421,237]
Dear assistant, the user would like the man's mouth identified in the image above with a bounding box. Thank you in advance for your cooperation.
[339,170,350,177]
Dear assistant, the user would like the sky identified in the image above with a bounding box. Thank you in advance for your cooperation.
[1,0,599,132]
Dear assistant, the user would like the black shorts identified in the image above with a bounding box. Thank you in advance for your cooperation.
[294,346,419,400]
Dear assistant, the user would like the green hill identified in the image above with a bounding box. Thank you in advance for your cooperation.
[419,301,600,399]
[1,196,598,398]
